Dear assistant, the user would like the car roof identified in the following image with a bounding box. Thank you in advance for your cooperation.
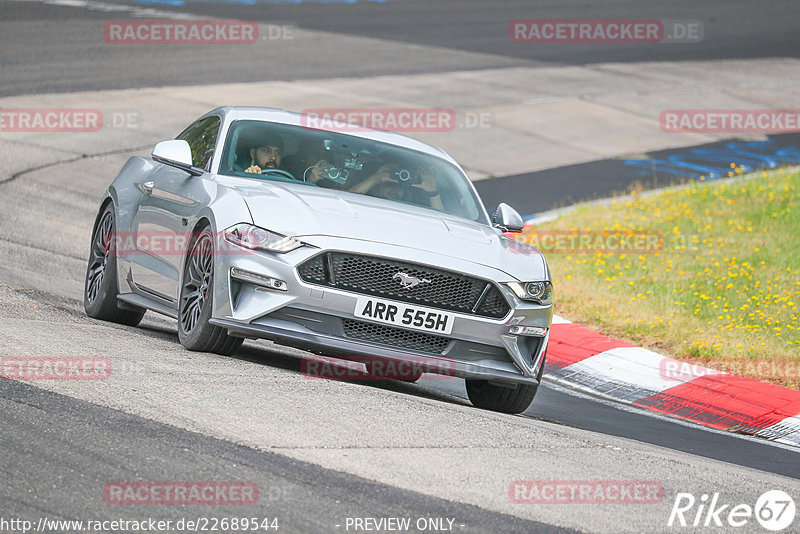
[202,106,459,166]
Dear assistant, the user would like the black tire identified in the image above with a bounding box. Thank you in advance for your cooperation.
[84,203,145,326]
[465,354,546,414]
[177,225,243,356]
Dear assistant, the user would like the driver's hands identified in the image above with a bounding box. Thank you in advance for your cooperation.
[244,165,262,174]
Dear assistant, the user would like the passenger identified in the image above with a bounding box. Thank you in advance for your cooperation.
[349,163,444,210]
[366,180,404,201]
[285,144,343,188]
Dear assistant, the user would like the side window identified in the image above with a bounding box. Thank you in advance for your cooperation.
[177,116,221,171]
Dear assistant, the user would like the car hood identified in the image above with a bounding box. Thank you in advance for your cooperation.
[237,182,546,281]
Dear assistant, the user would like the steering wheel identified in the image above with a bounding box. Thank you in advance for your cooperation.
[261,168,297,180]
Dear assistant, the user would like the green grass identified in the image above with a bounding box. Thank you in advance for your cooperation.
[518,167,800,388]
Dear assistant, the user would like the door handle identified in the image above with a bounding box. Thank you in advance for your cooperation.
[141,181,155,194]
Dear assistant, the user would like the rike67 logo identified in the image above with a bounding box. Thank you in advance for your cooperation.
[668,490,795,531]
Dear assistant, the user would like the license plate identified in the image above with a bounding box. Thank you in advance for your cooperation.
[354,297,454,335]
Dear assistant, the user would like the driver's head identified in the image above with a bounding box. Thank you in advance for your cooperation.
[250,135,283,169]
[239,125,284,170]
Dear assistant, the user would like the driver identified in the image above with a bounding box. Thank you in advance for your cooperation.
[243,134,284,174]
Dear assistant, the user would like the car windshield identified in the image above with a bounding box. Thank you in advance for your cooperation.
[219,119,487,223]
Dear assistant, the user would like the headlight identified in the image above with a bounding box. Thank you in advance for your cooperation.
[223,223,303,253]
[506,281,553,305]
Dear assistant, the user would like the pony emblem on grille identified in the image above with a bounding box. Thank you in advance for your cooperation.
[393,272,431,289]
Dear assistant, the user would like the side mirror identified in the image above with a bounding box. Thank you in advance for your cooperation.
[493,203,524,233]
[152,140,203,176]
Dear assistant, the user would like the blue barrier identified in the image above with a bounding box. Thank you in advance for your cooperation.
[624,140,799,180]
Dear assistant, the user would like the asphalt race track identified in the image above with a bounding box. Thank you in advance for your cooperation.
[2,1,800,533]
[3,0,799,96]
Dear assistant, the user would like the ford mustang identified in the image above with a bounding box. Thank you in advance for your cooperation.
[83,106,553,413]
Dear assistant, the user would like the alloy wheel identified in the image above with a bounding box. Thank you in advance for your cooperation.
[180,233,214,334]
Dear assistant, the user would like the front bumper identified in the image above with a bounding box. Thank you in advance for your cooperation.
[212,236,552,385]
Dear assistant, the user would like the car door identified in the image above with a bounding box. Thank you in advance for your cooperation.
[129,116,221,304]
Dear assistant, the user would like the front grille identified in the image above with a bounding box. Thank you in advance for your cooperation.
[297,252,510,319]
[342,319,450,355]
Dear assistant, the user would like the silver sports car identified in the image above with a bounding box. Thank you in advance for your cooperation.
[84,106,553,413]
